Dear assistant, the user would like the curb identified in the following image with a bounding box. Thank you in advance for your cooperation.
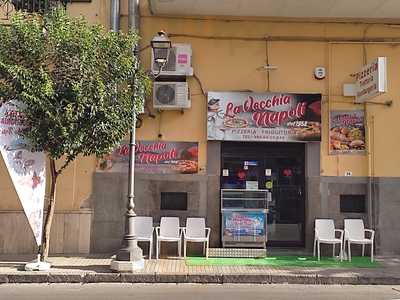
[0,273,399,285]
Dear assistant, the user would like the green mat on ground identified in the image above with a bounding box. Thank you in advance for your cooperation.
[185,256,379,268]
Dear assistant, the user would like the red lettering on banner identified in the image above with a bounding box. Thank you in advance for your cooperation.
[225,94,294,118]
[251,102,306,127]
[136,148,177,164]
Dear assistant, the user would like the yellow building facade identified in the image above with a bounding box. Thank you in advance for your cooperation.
[1,0,400,254]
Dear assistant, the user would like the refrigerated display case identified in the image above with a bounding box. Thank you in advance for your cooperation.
[221,189,269,248]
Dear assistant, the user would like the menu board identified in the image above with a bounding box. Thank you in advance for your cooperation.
[97,141,198,174]
[329,110,365,154]
[207,92,321,142]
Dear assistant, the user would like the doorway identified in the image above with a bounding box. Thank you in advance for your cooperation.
[221,142,305,247]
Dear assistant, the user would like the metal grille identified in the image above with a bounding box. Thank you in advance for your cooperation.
[0,0,70,19]
[208,248,267,258]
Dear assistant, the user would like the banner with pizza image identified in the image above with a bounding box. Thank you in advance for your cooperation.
[0,101,46,246]
[207,92,321,142]
[97,140,199,174]
[329,110,365,154]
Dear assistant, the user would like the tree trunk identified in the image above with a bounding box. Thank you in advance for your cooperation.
[40,158,58,261]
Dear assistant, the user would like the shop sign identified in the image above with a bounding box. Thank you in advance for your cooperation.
[207,92,321,142]
[97,140,198,174]
[0,101,46,246]
[355,57,387,103]
[223,211,265,238]
[329,110,365,154]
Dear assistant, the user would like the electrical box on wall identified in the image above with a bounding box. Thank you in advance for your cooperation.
[151,43,193,76]
[153,81,191,110]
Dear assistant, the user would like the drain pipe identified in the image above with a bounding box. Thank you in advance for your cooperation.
[128,0,140,31]
[110,0,120,31]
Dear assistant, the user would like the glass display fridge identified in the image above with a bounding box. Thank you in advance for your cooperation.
[221,189,269,248]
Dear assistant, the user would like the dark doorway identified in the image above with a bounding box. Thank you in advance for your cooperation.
[221,142,305,247]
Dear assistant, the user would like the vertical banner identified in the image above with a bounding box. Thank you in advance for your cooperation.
[329,110,366,154]
[0,101,46,246]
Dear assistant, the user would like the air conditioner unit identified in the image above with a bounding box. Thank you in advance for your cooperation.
[151,43,193,76]
[153,82,191,110]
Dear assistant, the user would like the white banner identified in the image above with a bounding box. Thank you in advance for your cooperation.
[0,101,46,246]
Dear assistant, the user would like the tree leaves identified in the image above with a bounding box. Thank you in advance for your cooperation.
[0,8,149,174]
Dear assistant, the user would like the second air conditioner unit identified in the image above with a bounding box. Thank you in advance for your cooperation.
[153,82,191,110]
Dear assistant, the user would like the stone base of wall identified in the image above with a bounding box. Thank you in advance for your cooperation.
[0,209,92,254]
[91,171,400,255]
[91,173,209,253]
[306,176,400,255]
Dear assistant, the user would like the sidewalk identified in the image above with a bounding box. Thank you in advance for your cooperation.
[1,254,400,285]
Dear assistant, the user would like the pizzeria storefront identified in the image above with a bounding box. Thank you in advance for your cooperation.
[3,0,400,256]
[207,92,321,247]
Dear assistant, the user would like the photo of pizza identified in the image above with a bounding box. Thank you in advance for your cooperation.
[289,121,321,139]
[223,117,249,128]
[330,126,365,151]
[174,160,198,174]
[330,111,365,153]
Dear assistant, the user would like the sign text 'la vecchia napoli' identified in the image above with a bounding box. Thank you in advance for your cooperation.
[207,92,321,142]
[0,101,46,246]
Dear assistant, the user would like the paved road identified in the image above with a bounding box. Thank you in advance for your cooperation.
[1,284,400,300]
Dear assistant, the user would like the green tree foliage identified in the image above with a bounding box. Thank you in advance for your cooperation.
[0,9,150,259]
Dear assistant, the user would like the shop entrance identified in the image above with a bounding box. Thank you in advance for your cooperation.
[221,142,305,247]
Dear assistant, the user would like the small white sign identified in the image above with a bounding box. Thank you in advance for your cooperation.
[355,57,387,103]
[222,169,229,177]
[267,191,272,202]
[345,171,353,177]
[246,181,259,190]
[265,169,272,176]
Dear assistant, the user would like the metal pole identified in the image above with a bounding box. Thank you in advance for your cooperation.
[128,0,140,30]
[110,0,120,32]
[127,117,136,215]
[110,0,144,272]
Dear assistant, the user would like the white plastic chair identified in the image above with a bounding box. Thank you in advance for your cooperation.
[155,217,182,259]
[183,218,211,259]
[344,219,375,262]
[313,219,343,261]
[134,216,154,259]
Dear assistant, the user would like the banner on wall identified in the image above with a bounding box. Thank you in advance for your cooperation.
[207,92,321,142]
[0,101,46,246]
[329,110,366,154]
[97,140,199,174]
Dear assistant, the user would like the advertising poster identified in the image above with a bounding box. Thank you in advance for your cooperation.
[223,211,266,238]
[97,140,199,174]
[0,101,46,246]
[329,110,366,154]
[207,92,321,142]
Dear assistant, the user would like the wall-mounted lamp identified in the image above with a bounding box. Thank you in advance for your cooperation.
[150,30,172,76]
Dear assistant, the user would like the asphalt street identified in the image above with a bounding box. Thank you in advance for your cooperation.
[1,284,400,300]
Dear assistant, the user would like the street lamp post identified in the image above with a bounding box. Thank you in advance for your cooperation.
[110,31,171,272]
